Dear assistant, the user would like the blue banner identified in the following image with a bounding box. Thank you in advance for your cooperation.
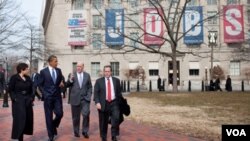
[105,9,124,46]
[183,6,203,44]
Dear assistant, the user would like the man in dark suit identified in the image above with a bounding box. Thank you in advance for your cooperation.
[31,68,42,100]
[94,65,122,141]
[38,55,64,141]
[67,62,92,138]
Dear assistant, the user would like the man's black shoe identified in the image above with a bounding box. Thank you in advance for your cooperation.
[101,137,107,141]
[74,133,80,137]
[82,132,89,138]
[48,136,54,141]
[53,128,57,136]
[112,136,117,141]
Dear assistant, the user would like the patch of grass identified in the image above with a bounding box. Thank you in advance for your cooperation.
[126,92,250,140]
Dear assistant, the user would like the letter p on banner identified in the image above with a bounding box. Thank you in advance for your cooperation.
[222,125,250,141]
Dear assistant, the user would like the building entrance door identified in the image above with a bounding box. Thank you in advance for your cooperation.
[168,61,180,85]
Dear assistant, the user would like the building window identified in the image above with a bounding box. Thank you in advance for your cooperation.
[227,0,239,4]
[207,0,217,5]
[72,0,84,10]
[91,62,100,77]
[130,32,139,48]
[128,62,139,78]
[111,62,120,76]
[92,34,102,49]
[149,62,159,76]
[92,0,102,9]
[189,69,199,76]
[230,61,240,76]
[128,0,138,8]
[187,0,198,6]
[71,45,84,50]
[168,0,178,7]
[109,0,121,8]
[149,70,159,76]
[168,61,180,85]
[248,10,250,23]
[207,11,217,25]
[93,15,102,28]
[189,62,200,76]
[149,0,159,6]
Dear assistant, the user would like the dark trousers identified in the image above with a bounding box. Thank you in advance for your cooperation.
[44,96,63,138]
[98,100,120,139]
[71,101,90,134]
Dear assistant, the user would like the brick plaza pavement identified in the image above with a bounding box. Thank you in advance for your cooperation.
[0,98,205,141]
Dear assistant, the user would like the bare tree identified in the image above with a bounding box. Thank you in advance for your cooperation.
[17,16,56,74]
[0,0,23,52]
[88,0,222,92]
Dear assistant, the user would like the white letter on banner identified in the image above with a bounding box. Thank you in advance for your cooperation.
[146,10,162,36]
[225,8,242,36]
[185,10,201,36]
[108,12,122,38]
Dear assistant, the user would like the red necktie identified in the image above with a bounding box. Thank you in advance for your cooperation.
[107,78,111,102]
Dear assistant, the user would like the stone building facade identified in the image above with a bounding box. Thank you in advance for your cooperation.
[42,0,250,91]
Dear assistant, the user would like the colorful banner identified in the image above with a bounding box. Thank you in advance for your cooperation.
[144,8,164,45]
[68,10,88,46]
[223,5,244,43]
[183,6,203,44]
[105,9,124,46]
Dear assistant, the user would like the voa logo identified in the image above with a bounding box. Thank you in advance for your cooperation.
[226,129,246,136]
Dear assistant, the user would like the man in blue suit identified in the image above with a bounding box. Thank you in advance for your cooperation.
[38,55,64,141]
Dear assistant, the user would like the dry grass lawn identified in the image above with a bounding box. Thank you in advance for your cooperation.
[124,92,250,141]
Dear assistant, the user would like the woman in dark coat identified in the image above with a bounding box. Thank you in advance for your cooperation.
[225,75,232,92]
[9,63,34,141]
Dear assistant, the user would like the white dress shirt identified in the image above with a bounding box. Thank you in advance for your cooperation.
[105,77,115,101]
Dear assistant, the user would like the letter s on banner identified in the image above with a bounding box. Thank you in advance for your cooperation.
[223,5,244,43]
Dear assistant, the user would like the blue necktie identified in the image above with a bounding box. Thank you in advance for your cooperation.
[52,69,56,83]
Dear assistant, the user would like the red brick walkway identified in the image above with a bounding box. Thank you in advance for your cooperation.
[0,98,205,141]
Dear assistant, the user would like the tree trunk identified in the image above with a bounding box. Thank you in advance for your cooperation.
[172,50,178,93]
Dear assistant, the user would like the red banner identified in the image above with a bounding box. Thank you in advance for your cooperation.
[144,8,164,45]
[223,5,244,43]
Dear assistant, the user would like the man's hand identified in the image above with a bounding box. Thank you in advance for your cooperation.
[70,73,74,81]
[96,103,101,110]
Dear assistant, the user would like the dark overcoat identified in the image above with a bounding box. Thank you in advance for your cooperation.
[9,74,34,139]
[0,71,5,94]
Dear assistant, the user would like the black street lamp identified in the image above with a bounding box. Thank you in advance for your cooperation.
[208,31,217,80]
[2,57,9,107]
[205,67,208,91]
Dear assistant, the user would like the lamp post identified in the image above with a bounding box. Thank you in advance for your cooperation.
[208,31,217,80]
[2,57,8,107]
[205,67,208,91]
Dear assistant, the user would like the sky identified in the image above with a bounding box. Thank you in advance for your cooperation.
[17,0,44,25]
